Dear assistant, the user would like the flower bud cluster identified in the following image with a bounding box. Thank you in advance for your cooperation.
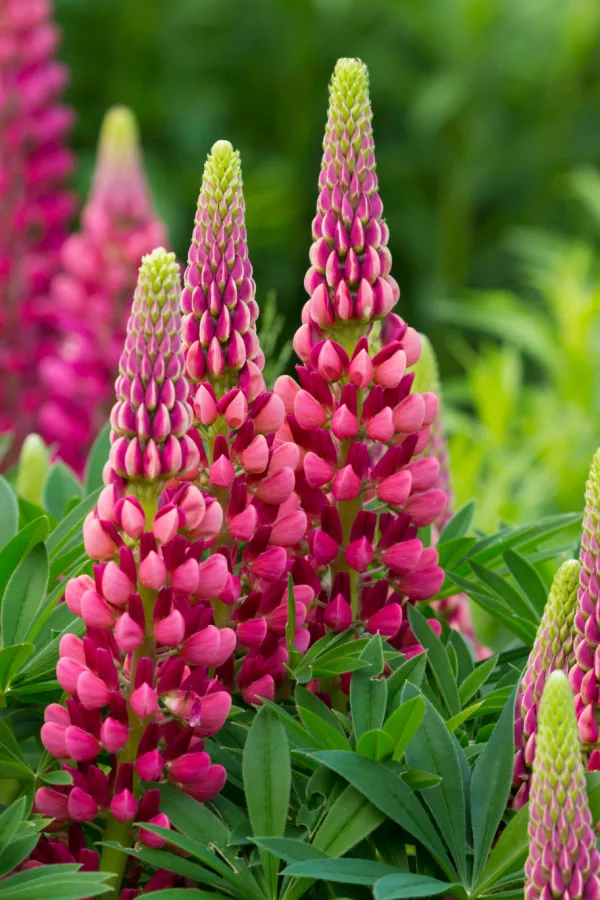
[38,107,165,472]
[525,671,600,900]
[513,559,580,808]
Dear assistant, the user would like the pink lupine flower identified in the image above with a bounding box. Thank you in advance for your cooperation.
[513,559,580,808]
[176,140,312,697]
[525,671,600,900]
[181,139,284,460]
[38,106,165,472]
[277,59,445,651]
[33,249,230,897]
[0,0,74,451]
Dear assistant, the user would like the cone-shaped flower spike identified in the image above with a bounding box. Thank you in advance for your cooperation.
[301,57,399,355]
[525,670,600,900]
[109,248,198,488]
[36,257,230,897]
[570,449,600,756]
[182,140,265,404]
[0,0,74,450]
[278,59,445,657]
[39,106,166,472]
[514,559,581,808]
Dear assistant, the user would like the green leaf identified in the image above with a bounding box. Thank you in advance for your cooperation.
[242,705,291,897]
[296,685,348,739]
[312,750,455,879]
[0,477,18,552]
[350,635,387,739]
[471,690,515,884]
[297,707,351,751]
[356,729,395,760]
[0,865,112,899]
[282,858,398,885]
[374,873,454,899]
[312,784,385,856]
[503,549,548,617]
[470,559,538,623]
[0,517,49,604]
[40,770,74,786]
[446,572,537,645]
[403,686,467,881]
[157,783,229,850]
[253,837,326,863]
[386,653,427,713]
[1,543,49,648]
[0,797,26,854]
[401,770,442,790]
[43,463,83,520]
[437,536,477,570]
[458,655,498,707]
[143,892,232,899]
[407,606,460,716]
[438,501,475,543]
[383,695,426,761]
[0,643,34,692]
[446,702,483,732]
[84,423,111,495]
[46,488,101,557]
[475,804,529,893]
[0,832,41,878]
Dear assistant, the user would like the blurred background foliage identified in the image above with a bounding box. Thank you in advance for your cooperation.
[55,0,600,527]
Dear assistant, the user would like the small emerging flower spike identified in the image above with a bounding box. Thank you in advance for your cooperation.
[109,248,198,489]
[525,670,600,900]
[514,559,581,808]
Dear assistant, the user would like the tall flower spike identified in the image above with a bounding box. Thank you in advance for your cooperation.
[570,449,600,759]
[0,0,75,453]
[514,559,581,808]
[525,670,600,900]
[109,248,198,487]
[38,106,165,473]
[182,140,267,416]
[301,57,399,356]
[277,59,444,668]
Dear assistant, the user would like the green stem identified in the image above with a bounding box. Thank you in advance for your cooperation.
[98,493,159,898]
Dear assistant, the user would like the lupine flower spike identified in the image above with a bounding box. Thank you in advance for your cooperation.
[0,0,74,451]
[34,250,232,897]
[178,141,313,705]
[570,449,600,764]
[525,670,600,900]
[38,106,165,473]
[275,58,445,664]
[514,559,581,808]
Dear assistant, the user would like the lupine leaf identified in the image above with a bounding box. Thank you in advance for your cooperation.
[243,706,291,897]
[0,477,18,552]
[471,691,515,884]
[407,606,460,716]
[282,858,399,884]
[373,873,455,899]
[1,543,48,648]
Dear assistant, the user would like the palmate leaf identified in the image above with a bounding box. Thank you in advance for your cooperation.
[1,543,49,648]
[312,750,456,880]
[0,864,112,900]
[0,476,19,552]
[373,873,458,899]
[282,857,399,884]
[403,685,468,883]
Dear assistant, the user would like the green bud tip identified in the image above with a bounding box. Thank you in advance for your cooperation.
[97,105,140,165]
